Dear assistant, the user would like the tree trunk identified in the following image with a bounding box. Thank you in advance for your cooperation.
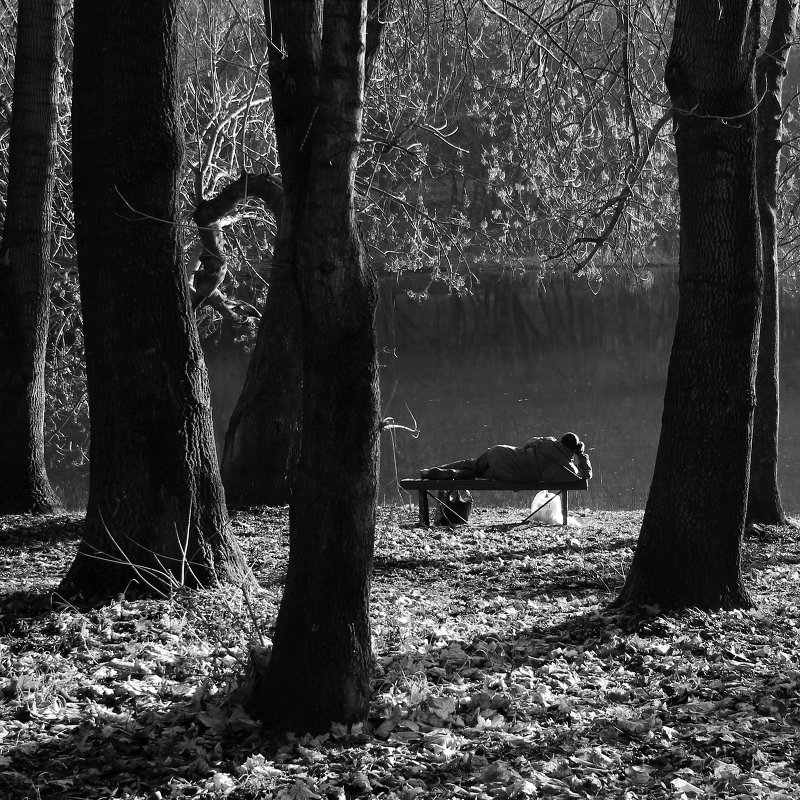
[217,0,317,510]
[61,0,251,598]
[220,225,303,508]
[221,0,389,510]
[747,0,797,526]
[614,0,762,611]
[0,0,61,515]
[245,0,381,734]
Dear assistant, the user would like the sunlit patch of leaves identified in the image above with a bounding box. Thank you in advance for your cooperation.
[2,507,800,799]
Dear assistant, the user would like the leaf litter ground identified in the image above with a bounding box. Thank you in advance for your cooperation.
[2,506,800,800]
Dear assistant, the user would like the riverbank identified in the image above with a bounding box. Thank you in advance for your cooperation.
[2,506,800,799]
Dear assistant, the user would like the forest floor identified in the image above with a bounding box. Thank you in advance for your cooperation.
[2,504,800,800]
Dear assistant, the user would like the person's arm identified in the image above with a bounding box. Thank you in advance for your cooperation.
[573,441,592,479]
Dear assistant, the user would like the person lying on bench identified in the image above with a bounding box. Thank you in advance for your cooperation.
[420,432,592,482]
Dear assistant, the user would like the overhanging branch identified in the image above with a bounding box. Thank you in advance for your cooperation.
[191,171,284,314]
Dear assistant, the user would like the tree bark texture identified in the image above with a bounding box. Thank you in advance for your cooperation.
[61,0,251,597]
[0,0,62,514]
[747,0,797,525]
[615,0,762,611]
[245,0,381,734]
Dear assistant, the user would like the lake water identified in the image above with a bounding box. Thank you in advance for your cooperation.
[204,268,800,512]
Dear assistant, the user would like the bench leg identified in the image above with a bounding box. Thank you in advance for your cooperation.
[562,490,569,526]
[418,491,430,527]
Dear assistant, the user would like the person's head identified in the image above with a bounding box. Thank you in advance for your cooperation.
[560,432,581,452]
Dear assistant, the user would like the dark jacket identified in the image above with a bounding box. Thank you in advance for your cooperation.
[482,437,592,482]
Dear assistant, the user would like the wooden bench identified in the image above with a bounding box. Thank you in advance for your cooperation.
[398,477,589,527]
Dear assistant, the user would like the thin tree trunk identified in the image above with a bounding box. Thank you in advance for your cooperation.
[198,172,302,508]
[217,0,320,509]
[0,0,61,514]
[614,0,762,611]
[245,0,381,734]
[61,0,251,597]
[220,0,389,509]
[747,0,797,526]
[220,251,302,507]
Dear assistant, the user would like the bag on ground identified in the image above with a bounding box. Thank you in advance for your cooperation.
[530,490,562,524]
[436,489,473,525]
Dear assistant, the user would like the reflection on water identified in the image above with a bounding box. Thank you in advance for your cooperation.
[205,268,800,511]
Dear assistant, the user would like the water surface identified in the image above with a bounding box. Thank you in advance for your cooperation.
[205,268,800,511]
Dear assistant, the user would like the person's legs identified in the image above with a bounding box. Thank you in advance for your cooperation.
[421,451,490,479]
[434,457,478,471]
[421,455,483,479]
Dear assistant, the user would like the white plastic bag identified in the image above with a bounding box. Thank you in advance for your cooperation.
[530,490,562,524]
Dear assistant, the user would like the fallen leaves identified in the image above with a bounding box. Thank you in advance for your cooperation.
[2,508,800,799]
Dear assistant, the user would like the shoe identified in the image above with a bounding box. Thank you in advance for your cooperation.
[420,469,431,479]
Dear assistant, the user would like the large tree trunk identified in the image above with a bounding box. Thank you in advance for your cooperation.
[0,0,61,515]
[61,0,251,597]
[614,0,762,611]
[747,0,797,526]
[245,0,381,734]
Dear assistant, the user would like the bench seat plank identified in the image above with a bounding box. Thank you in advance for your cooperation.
[399,478,588,492]
[399,477,588,527]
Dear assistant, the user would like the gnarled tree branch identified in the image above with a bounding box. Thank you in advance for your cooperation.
[191,171,284,314]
